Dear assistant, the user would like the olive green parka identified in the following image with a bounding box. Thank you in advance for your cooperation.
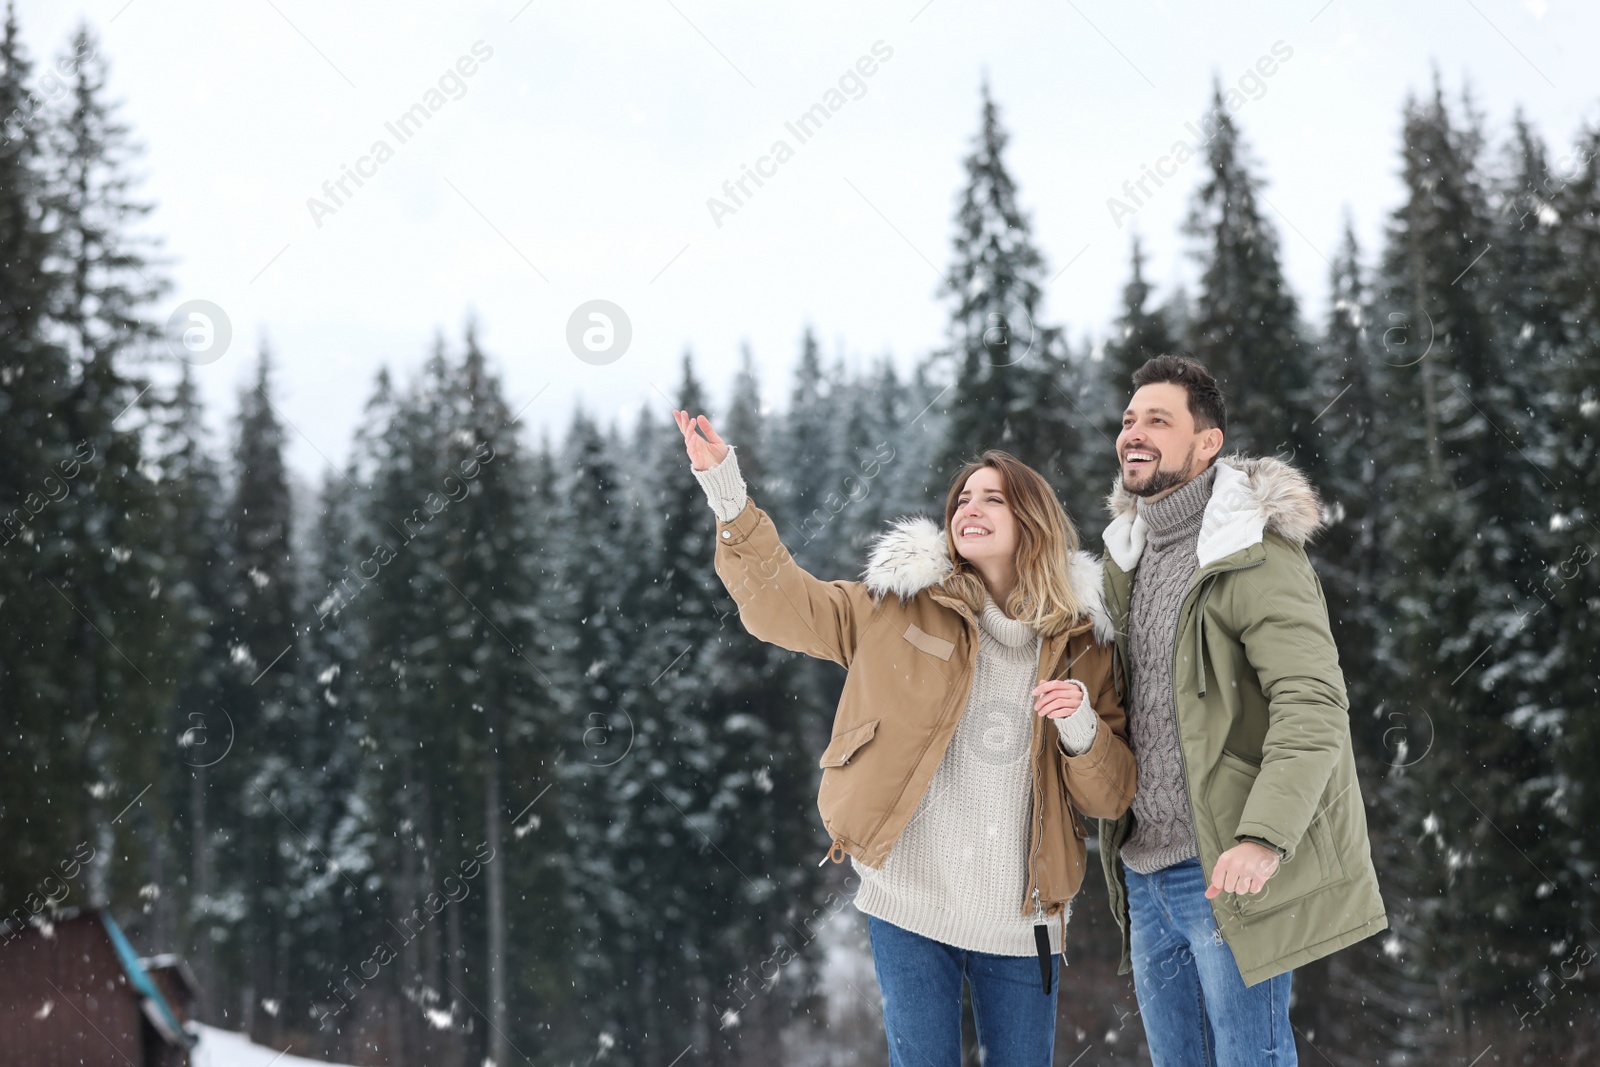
[1098,455,1388,986]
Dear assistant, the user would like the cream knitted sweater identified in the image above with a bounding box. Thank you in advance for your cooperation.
[693,449,1097,956]
[855,598,1088,955]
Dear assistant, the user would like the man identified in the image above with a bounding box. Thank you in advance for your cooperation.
[1098,355,1386,1066]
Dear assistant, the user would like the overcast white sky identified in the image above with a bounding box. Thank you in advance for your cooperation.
[12,0,1598,481]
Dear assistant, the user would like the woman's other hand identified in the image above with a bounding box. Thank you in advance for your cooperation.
[1031,679,1086,718]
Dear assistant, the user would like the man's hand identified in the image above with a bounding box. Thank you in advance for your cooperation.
[1032,679,1085,719]
[674,410,730,472]
[1205,841,1281,899]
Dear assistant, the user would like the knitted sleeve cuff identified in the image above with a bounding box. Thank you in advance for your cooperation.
[1052,680,1099,756]
[692,447,748,523]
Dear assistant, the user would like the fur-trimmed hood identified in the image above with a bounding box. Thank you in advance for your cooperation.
[862,516,1115,644]
[1102,454,1325,572]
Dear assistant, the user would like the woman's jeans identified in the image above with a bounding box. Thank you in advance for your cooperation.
[1124,858,1297,1066]
[868,915,1058,1067]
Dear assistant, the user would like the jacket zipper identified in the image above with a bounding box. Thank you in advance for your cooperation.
[1026,631,1057,920]
[1028,752,1047,922]
[1029,633,1055,993]
[1166,557,1266,911]
[1103,573,1136,955]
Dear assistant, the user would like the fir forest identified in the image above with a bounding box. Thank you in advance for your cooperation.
[2,4,1598,1066]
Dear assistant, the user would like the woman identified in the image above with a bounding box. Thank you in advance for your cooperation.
[675,410,1135,1067]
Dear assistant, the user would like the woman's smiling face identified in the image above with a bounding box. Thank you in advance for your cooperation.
[951,466,1017,567]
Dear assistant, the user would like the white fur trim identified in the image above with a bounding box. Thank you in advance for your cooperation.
[863,517,1115,642]
[1065,549,1115,645]
[1103,455,1325,570]
[863,516,952,599]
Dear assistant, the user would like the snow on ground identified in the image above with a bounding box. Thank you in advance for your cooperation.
[190,1024,358,1067]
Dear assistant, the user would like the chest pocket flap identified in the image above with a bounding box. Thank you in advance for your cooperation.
[903,623,955,661]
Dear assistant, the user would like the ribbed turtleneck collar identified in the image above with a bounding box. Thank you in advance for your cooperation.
[1137,465,1217,551]
[979,596,1038,649]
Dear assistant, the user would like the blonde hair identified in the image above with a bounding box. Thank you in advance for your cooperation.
[940,450,1084,636]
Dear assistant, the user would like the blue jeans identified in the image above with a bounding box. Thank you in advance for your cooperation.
[868,916,1058,1067]
[1124,858,1296,1066]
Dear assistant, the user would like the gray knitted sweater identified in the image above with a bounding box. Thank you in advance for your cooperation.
[1120,466,1216,875]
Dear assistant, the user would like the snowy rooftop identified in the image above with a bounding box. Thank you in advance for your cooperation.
[191,1025,357,1067]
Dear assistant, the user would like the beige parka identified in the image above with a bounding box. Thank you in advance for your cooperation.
[710,500,1138,925]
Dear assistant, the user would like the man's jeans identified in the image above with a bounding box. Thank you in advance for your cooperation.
[1124,858,1297,1066]
[868,915,1058,1067]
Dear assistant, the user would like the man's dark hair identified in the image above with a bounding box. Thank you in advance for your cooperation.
[1131,355,1227,436]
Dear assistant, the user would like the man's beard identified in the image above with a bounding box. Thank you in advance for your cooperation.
[1123,443,1197,498]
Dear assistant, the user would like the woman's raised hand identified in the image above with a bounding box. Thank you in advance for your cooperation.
[674,410,730,472]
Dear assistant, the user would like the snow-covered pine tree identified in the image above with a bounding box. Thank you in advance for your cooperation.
[313,363,417,1045]
[274,462,379,1054]
[1370,83,1488,1060]
[1489,110,1571,710]
[1309,222,1388,700]
[1183,80,1319,472]
[210,348,304,1041]
[1494,114,1566,401]
[42,21,166,374]
[0,0,84,908]
[772,327,839,573]
[501,432,577,1051]
[594,355,814,1064]
[765,337,854,818]
[150,363,235,1021]
[1482,116,1580,991]
[1092,234,1186,518]
[627,357,747,1062]
[546,405,637,1060]
[1102,235,1180,396]
[432,323,552,1065]
[697,355,835,1064]
[895,360,952,515]
[352,340,473,1059]
[39,16,174,937]
[573,404,669,1056]
[1288,221,1425,1063]
[1541,119,1600,983]
[1374,81,1565,1056]
[854,359,914,518]
[722,345,768,501]
[833,358,906,569]
[226,348,300,696]
[933,80,1082,504]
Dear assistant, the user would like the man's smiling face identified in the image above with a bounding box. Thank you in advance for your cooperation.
[1117,382,1222,499]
